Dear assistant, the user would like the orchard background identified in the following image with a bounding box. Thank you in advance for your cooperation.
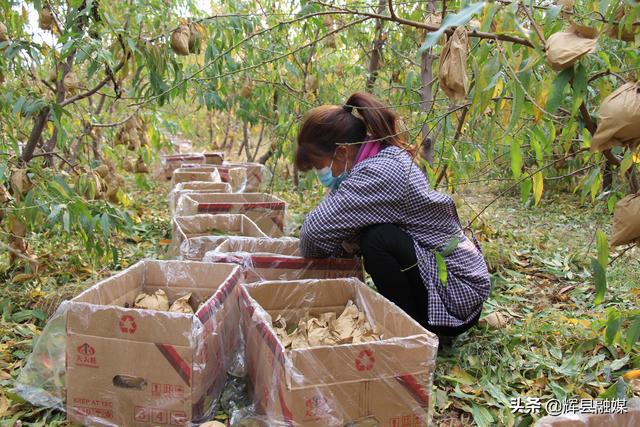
[0,0,639,425]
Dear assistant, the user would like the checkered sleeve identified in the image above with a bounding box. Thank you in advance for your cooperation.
[299,158,408,258]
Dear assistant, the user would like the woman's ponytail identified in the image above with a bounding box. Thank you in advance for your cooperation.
[344,92,412,153]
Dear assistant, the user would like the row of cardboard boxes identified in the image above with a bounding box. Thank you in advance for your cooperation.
[52,261,439,426]
[19,154,637,427]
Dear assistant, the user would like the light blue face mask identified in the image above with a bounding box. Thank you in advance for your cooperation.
[316,151,348,190]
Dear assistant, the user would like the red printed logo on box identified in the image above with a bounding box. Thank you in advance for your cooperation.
[355,348,375,371]
[134,406,150,422]
[170,410,187,426]
[119,314,137,334]
[304,394,331,419]
[151,408,168,424]
[76,343,98,368]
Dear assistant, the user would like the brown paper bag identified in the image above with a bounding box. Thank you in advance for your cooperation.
[591,82,640,152]
[611,194,640,247]
[438,26,469,101]
[545,25,598,71]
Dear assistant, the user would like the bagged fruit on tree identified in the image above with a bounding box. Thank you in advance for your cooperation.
[171,24,190,56]
[545,25,598,71]
[610,194,640,246]
[0,22,8,42]
[591,82,640,152]
[188,22,202,54]
[63,71,81,92]
[39,6,54,31]
[605,7,639,42]
[438,26,469,101]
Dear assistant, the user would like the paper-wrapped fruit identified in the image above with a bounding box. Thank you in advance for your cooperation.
[273,300,382,349]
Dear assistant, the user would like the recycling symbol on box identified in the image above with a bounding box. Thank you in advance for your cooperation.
[355,348,375,371]
[119,314,137,334]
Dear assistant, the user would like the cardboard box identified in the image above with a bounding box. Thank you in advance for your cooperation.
[169,182,232,213]
[159,154,205,180]
[535,400,640,427]
[203,237,364,282]
[222,162,271,192]
[172,214,268,260]
[171,168,222,187]
[65,260,242,426]
[239,278,438,426]
[174,193,286,237]
[204,152,224,165]
[175,165,248,193]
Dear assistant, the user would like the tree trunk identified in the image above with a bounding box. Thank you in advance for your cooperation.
[365,0,388,90]
[221,109,232,150]
[419,0,438,166]
[251,122,265,162]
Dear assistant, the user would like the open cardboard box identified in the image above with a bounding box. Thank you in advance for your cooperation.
[171,168,222,187]
[203,152,224,165]
[203,236,363,282]
[172,214,267,259]
[175,165,249,193]
[174,193,286,237]
[65,260,242,426]
[169,182,232,214]
[159,154,206,180]
[239,278,438,426]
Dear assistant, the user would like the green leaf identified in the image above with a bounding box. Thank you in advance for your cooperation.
[510,139,523,179]
[471,403,494,427]
[591,257,607,305]
[626,316,640,350]
[596,229,609,268]
[605,310,621,346]
[441,234,461,256]
[420,2,486,51]
[435,251,448,287]
[520,177,532,203]
[597,377,627,400]
[546,68,573,114]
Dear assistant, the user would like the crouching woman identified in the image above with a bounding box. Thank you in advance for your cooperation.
[296,92,490,340]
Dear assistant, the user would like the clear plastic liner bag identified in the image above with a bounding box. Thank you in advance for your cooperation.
[174,193,286,237]
[171,214,267,259]
[169,182,232,214]
[221,162,273,193]
[237,278,439,426]
[172,167,222,187]
[14,260,243,427]
[14,302,68,410]
[201,236,364,283]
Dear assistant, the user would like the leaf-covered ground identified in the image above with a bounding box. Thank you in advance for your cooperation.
[1,177,638,426]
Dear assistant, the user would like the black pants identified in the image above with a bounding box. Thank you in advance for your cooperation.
[360,224,479,337]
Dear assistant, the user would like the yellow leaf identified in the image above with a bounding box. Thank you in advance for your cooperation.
[492,79,504,98]
[633,153,640,164]
[533,171,544,205]
[0,395,9,418]
[449,366,476,385]
[623,369,640,381]
[30,287,46,299]
[534,87,548,122]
